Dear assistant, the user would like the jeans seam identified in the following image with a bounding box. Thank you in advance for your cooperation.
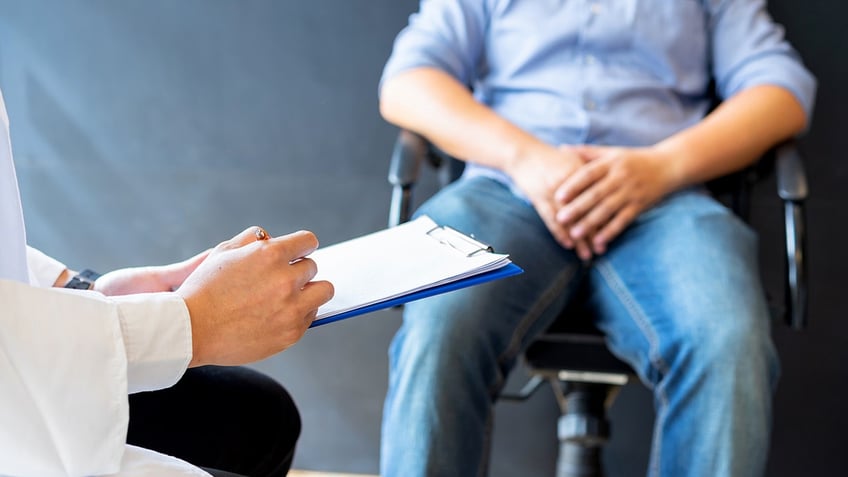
[491,263,580,395]
[595,259,669,477]
[479,263,579,477]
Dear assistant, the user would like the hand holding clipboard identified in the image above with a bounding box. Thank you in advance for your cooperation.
[307,216,522,327]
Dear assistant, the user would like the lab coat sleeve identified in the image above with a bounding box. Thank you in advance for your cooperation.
[0,280,192,477]
[25,246,66,288]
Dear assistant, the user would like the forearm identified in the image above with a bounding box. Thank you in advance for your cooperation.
[654,84,808,191]
[379,67,551,174]
[0,280,191,476]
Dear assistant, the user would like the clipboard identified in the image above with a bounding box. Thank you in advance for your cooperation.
[308,215,523,328]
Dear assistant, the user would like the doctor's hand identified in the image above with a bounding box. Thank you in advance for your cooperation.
[175,226,334,368]
[93,249,211,296]
[554,145,677,255]
[505,144,594,259]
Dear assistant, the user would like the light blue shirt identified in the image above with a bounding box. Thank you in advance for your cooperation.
[381,0,817,187]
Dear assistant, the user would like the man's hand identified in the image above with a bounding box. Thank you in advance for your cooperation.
[554,146,677,255]
[506,144,594,259]
[93,250,210,296]
[175,227,334,367]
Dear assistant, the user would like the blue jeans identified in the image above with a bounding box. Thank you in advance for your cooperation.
[381,177,778,477]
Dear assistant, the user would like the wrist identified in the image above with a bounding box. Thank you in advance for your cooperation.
[63,269,101,290]
[649,142,689,193]
[53,269,73,288]
[503,139,551,177]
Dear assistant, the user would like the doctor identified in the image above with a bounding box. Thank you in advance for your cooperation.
[0,87,335,477]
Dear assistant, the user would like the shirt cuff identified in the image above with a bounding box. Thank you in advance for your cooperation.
[113,292,193,394]
[26,246,67,287]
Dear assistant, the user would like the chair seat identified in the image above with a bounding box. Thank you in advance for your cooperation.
[525,313,633,376]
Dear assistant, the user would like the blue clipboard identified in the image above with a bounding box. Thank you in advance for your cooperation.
[310,262,523,328]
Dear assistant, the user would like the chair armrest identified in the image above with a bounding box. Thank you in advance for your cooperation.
[388,130,431,227]
[774,141,808,330]
[776,142,809,201]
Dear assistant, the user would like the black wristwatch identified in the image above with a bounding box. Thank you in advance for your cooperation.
[64,269,101,290]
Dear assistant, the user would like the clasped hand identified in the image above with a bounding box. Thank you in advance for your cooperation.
[510,144,676,260]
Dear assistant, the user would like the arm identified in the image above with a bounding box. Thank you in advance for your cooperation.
[382,68,589,256]
[2,228,333,476]
[380,0,592,255]
[555,85,807,252]
[656,84,806,189]
[554,0,816,254]
[28,243,208,293]
[0,281,185,476]
[381,67,559,177]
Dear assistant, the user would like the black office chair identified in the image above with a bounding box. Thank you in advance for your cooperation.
[387,129,808,477]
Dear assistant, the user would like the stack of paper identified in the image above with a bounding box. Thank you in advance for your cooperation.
[308,215,522,327]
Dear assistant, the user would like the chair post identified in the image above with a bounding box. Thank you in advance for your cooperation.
[553,382,615,477]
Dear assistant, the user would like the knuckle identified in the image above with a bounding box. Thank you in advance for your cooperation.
[294,230,319,248]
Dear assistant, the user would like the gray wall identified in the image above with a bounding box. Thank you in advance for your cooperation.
[0,1,844,476]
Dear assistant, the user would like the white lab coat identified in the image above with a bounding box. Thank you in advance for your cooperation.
[0,90,209,476]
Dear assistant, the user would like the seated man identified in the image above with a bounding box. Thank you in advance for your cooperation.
[378,0,815,476]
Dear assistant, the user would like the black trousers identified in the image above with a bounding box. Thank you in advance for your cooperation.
[127,366,301,477]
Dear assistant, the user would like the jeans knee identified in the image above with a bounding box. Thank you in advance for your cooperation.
[667,314,778,387]
[390,298,500,386]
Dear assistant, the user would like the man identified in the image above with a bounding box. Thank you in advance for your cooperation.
[378,0,815,476]
[0,86,334,476]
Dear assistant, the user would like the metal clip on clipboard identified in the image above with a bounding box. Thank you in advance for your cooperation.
[426,225,495,257]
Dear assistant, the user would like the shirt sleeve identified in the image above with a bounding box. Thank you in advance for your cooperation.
[380,0,490,91]
[26,246,67,288]
[0,280,192,477]
[707,0,817,119]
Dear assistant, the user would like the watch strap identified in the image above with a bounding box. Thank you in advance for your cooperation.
[64,269,101,290]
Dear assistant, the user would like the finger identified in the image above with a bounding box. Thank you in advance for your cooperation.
[536,201,575,249]
[574,238,594,261]
[556,176,613,228]
[554,161,607,204]
[287,257,320,288]
[592,207,640,255]
[570,189,628,239]
[302,280,335,307]
[297,280,335,328]
[268,230,320,261]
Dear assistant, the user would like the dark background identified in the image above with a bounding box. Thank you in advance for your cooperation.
[0,1,844,476]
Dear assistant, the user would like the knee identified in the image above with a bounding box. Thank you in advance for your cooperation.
[246,371,301,475]
[229,367,301,455]
[391,295,498,379]
[666,313,778,387]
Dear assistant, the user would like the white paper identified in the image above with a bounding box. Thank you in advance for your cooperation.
[310,216,511,319]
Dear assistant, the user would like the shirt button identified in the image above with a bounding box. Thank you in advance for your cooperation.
[584,54,597,66]
[590,3,603,15]
[584,98,597,111]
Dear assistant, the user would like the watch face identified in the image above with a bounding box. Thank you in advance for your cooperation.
[65,277,94,290]
[64,276,94,290]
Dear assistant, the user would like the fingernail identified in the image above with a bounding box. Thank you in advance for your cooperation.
[571,226,584,238]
